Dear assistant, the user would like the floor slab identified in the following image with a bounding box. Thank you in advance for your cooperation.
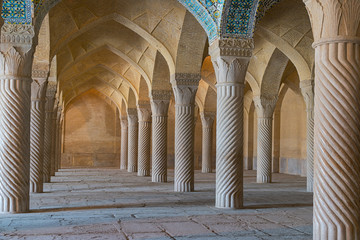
[0,169,313,240]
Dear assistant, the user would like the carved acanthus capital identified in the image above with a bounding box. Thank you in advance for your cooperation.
[200,112,216,129]
[127,108,138,125]
[212,57,249,85]
[0,47,34,79]
[172,85,198,106]
[304,0,360,44]
[254,95,278,118]
[1,24,35,46]
[120,117,128,128]
[209,38,254,59]
[31,77,48,101]
[300,79,314,111]
[150,90,171,117]
[137,103,152,122]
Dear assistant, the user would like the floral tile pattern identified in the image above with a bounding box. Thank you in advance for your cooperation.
[1,0,43,24]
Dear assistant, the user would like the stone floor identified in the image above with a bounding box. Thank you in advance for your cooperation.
[0,169,313,240]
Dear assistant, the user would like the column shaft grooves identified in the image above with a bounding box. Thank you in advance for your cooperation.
[256,118,273,183]
[128,119,138,172]
[216,84,243,209]
[152,116,168,182]
[313,42,360,240]
[174,105,194,192]
[138,121,151,176]
[30,101,45,193]
[43,111,52,183]
[0,79,31,213]
[202,127,213,173]
[120,121,128,170]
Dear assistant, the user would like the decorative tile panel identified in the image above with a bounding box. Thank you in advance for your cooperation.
[221,0,259,39]
[2,0,32,24]
[1,0,43,24]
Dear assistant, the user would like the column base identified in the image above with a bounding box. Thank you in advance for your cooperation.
[152,175,167,183]
[0,197,29,213]
[202,168,212,173]
[216,196,243,209]
[137,170,150,177]
[30,182,43,193]
[174,182,194,192]
[128,166,137,173]
[257,175,271,183]
[120,165,127,170]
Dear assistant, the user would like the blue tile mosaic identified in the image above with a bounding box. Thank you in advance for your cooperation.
[1,0,43,24]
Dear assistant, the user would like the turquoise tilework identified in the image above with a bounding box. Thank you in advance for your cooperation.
[2,0,32,24]
[1,0,43,24]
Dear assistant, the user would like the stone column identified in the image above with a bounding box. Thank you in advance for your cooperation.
[304,1,360,238]
[0,24,35,213]
[137,103,152,176]
[150,90,171,182]
[171,74,199,192]
[43,83,56,183]
[210,38,253,209]
[29,72,48,193]
[120,116,128,170]
[54,106,62,173]
[200,112,215,173]
[300,80,314,192]
[127,108,138,172]
[253,96,277,183]
[50,104,58,176]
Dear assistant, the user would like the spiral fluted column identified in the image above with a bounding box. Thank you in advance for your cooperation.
[43,83,56,183]
[137,104,151,177]
[127,108,138,172]
[304,1,360,238]
[200,112,215,173]
[300,80,314,192]
[50,104,58,176]
[0,25,35,213]
[253,96,277,183]
[120,117,128,170]
[210,38,253,209]
[150,90,171,183]
[29,75,48,193]
[171,74,199,192]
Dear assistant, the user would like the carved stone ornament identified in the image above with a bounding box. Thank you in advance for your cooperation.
[150,90,172,101]
[253,95,278,118]
[300,79,314,110]
[1,24,35,45]
[171,73,201,86]
[209,38,254,59]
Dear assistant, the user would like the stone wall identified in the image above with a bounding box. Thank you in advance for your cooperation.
[62,90,121,168]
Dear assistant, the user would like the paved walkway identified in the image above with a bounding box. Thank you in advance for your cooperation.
[0,169,313,240]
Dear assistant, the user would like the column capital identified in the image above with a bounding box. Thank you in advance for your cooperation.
[300,79,314,111]
[31,70,48,101]
[172,84,198,106]
[120,117,128,128]
[200,112,216,128]
[137,102,152,122]
[127,108,138,124]
[254,95,278,118]
[170,73,200,87]
[304,0,360,44]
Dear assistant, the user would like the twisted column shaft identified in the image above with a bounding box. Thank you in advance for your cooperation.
[50,106,57,176]
[29,100,45,193]
[254,96,277,183]
[127,109,138,172]
[120,117,128,170]
[137,105,151,177]
[172,81,198,192]
[0,47,32,213]
[313,41,360,240]
[200,112,215,173]
[151,91,171,183]
[300,80,314,192]
[210,38,253,209]
[30,78,47,193]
